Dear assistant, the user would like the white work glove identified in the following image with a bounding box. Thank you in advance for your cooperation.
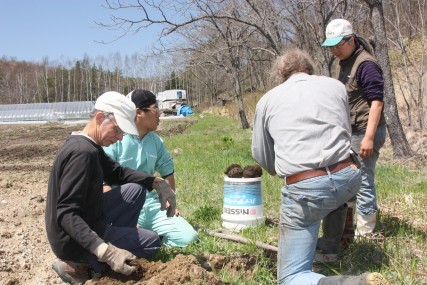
[94,242,137,275]
[152,179,176,217]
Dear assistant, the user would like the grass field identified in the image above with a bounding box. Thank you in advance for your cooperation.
[158,112,427,285]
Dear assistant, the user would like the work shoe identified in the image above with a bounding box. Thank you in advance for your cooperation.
[317,272,389,285]
[52,259,91,285]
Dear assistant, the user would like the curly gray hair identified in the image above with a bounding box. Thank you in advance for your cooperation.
[272,49,315,83]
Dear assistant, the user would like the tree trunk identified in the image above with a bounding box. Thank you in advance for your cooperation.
[417,81,426,129]
[363,0,413,158]
[234,75,250,129]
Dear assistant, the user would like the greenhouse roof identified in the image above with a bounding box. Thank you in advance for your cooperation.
[0,101,94,123]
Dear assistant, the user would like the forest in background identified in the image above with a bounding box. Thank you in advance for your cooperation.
[0,0,425,133]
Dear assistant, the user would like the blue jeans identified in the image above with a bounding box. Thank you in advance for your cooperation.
[278,165,361,285]
[85,183,161,273]
[350,124,386,215]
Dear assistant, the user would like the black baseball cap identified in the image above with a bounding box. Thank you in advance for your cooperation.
[126,89,157,109]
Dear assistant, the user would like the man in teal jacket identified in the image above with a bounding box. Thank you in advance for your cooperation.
[103,89,198,247]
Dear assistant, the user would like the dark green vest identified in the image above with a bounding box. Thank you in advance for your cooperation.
[336,46,386,133]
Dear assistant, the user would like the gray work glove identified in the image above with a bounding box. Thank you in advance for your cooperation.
[97,243,137,275]
[152,180,176,217]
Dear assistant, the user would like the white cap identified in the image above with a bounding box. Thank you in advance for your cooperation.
[322,19,353,47]
[94,91,139,135]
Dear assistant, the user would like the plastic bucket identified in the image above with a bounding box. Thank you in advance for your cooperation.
[221,176,265,231]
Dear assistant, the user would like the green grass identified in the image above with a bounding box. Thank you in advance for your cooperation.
[157,113,427,285]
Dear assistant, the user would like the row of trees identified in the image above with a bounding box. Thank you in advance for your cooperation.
[0,0,425,157]
[0,53,248,108]
[101,0,426,156]
[0,54,177,104]
[0,51,264,109]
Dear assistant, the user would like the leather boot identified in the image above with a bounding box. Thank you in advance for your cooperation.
[317,204,348,254]
[52,259,91,285]
[317,272,390,285]
[341,201,355,248]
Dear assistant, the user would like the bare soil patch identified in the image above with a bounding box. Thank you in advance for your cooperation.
[87,253,257,285]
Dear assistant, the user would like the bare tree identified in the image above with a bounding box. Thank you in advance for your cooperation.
[101,0,286,128]
[34,69,42,103]
[362,0,413,157]
[386,0,426,129]
[59,65,65,102]
[41,57,50,103]
[184,3,257,128]
[16,70,25,104]
[51,62,58,102]
[81,56,92,101]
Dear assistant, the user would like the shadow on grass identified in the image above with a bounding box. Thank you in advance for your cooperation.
[380,211,427,239]
[314,239,390,276]
[315,211,427,284]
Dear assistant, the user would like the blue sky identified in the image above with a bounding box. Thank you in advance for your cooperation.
[0,1,161,63]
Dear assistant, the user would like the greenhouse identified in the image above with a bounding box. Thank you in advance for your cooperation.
[0,101,94,123]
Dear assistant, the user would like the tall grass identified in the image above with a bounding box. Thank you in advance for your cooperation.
[158,113,427,285]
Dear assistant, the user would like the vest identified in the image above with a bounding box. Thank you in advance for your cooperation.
[336,45,386,133]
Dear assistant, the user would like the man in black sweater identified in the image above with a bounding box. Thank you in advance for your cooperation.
[45,91,176,284]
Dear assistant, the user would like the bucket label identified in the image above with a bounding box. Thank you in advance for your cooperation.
[223,181,262,206]
[223,207,257,215]
[222,178,265,230]
[224,195,259,206]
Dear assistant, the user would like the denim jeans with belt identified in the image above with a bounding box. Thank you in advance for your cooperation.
[350,124,386,215]
[278,165,361,285]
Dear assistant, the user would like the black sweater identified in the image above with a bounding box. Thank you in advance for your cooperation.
[45,134,155,261]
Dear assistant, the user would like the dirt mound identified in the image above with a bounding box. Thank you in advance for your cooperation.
[87,253,257,284]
